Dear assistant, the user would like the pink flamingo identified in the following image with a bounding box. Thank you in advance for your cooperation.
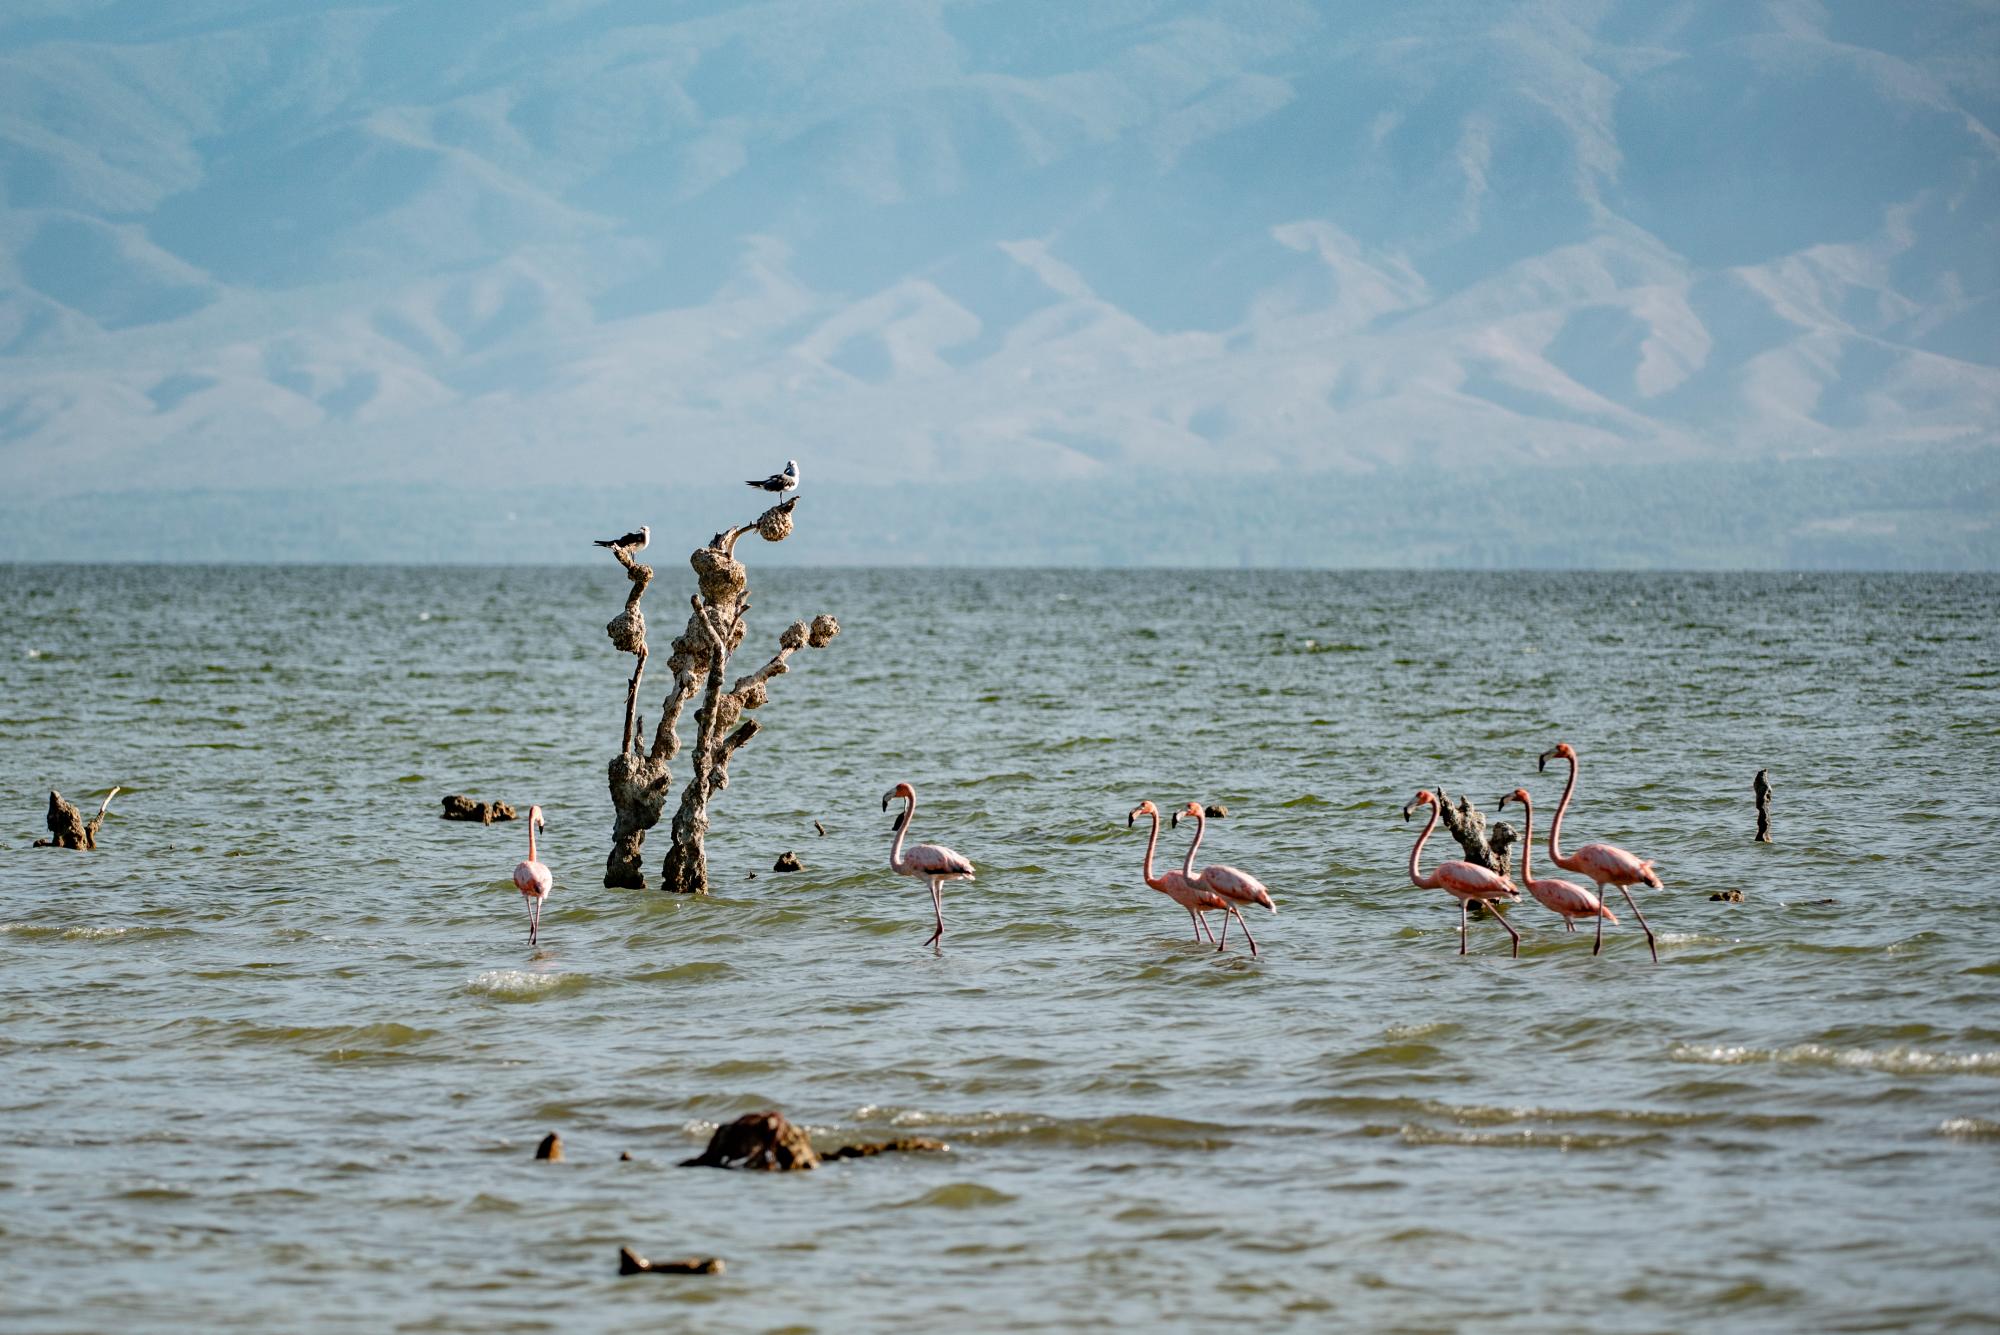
[512,805,552,946]
[882,782,976,946]
[1537,743,1664,962]
[1128,801,1230,944]
[1173,802,1276,956]
[1402,790,1523,956]
[1497,787,1618,934]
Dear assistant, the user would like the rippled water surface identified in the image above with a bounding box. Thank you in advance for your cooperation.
[4,566,1998,1332]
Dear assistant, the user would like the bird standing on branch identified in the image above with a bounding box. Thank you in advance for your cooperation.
[593,525,650,552]
[747,460,799,497]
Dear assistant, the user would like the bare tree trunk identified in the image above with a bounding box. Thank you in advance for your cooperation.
[602,497,839,894]
[34,788,117,849]
[1430,782,1518,879]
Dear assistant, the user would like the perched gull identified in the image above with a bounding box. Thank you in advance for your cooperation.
[746,460,799,498]
[593,525,650,552]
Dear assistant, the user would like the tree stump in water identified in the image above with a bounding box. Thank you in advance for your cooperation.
[680,1111,821,1171]
[33,788,117,849]
[600,497,840,893]
[1754,769,1773,843]
[1430,784,1517,918]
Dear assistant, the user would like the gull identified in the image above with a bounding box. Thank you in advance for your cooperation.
[593,525,649,552]
[746,460,799,497]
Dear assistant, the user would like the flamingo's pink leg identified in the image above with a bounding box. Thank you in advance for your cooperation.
[1492,903,1520,958]
[1229,906,1259,958]
[925,880,945,946]
[1593,887,1608,955]
[1566,917,1577,932]
[1617,885,1658,963]
[1216,911,1231,950]
[1198,912,1216,944]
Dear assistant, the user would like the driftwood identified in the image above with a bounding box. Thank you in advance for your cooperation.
[1431,783,1518,878]
[679,1110,949,1172]
[34,788,117,849]
[601,498,840,892]
[1754,769,1773,843]
[620,1248,724,1275]
[441,794,515,823]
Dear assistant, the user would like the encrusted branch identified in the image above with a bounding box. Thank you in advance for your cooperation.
[1432,783,1518,880]
[34,787,118,849]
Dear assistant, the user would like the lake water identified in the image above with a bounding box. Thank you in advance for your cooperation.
[3,565,1998,1332]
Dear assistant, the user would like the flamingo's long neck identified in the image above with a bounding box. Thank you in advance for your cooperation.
[889,795,913,872]
[1548,755,1578,868]
[1517,797,1535,881]
[1407,802,1441,889]
[1139,811,1163,888]
[528,821,538,864]
[1180,810,1205,878]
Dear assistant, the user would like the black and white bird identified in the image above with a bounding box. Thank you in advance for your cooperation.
[593,525,650,552]
[746,460,799,497]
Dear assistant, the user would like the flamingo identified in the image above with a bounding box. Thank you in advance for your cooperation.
[882,782,975,946]
[1537,743,1664,962]
[1173,802,1276,956]
[1128,801,1229,944]
[1497,787,1618,934]
[512,805,552,946]
[1402,790,1523,957]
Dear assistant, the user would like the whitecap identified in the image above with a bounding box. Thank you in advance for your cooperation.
[464,969,578,998]
[1668,1042,2000,1077]
[1936,1116,2000,1139]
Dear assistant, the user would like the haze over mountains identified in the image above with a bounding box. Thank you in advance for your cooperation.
[1,0,1996,563]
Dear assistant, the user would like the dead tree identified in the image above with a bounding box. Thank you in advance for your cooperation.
[1753,768,1773,843]
[1431,783,1517,879]
[33,788,117,849]
[601,498,839,892]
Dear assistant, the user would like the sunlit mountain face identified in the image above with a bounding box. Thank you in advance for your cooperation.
[1,0,1995,508]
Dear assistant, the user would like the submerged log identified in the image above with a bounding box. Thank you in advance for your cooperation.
[441,794,515,823]
[619,1247,724,1275]
[34,788,117,849]
[680,1111,821,1171]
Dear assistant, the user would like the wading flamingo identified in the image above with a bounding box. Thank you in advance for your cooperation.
[1403,790,1522,957]
[1537,743,1664,962]
[1498,787,1617,935]
[512,805,552,946]
[1128,801,1229,944]
[1173,802,1276,956]
[883,782,975,946]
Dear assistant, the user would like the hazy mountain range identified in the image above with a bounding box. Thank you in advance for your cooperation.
[1,0,1996,563]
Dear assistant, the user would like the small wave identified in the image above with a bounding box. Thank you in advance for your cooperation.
[1936,1117,2000,1139]
[1373,1123,1667,1151]
[465,970,587,1000]
[0,923,193,942]
[1667,1043,2000,1077]
[884,1183,1015,1210]
[863,1108,1237,1150]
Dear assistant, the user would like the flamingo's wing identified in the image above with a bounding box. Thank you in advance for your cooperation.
[1201,864,1276,911]
[1437,860,1518,899]
[906,843,975,879]
[1528,875,1615,921]
[1160,871,1229,910]
[1577,842,1659,888]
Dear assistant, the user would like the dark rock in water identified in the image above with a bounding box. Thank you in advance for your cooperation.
[773,850,803,873]
[619,1150,633,1161]
[619,1246,724,1275]
[681,1111,820,1171]
[1204,804,1228,819]
[34,788,117,850]
[821,1136,949,1160]
[442,794,516,823]
[1709,889,1745,903]
[535,1131,564,1161]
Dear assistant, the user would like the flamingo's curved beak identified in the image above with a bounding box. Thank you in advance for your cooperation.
[1170,811,1180,829]
[1126,812,1135,828]
[881,792,890,811]
[1537,747,1557,772]
[1401,797,1421,821]
[1496,793,1511,810]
